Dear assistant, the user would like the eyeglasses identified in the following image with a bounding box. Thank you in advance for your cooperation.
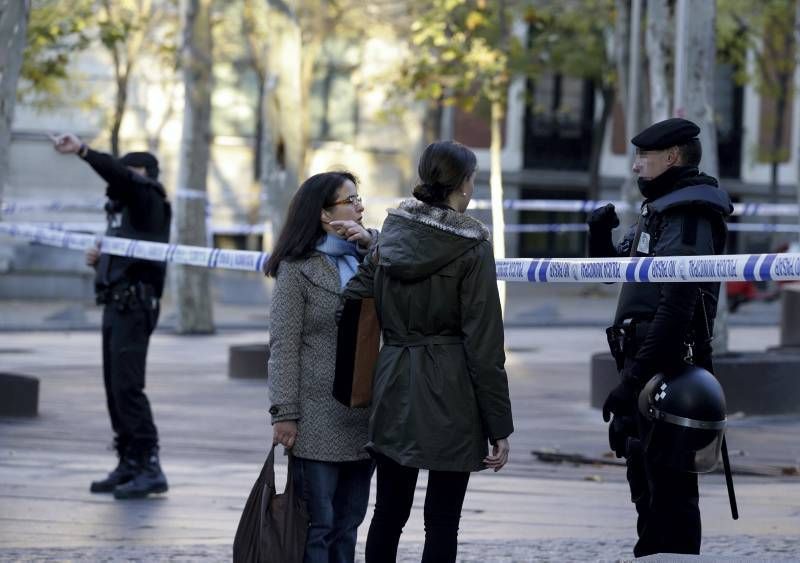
[329,194,363,207]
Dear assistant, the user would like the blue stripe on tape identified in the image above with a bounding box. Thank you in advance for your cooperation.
[127,240,138,257]
[639,257,653,282]
[166,244,177,262]
[207,248,219,268]
[626,258,639,282]
[527,259,540,282]
[759,253,777,281]
[538,259,551,282]
[743,255,759,280]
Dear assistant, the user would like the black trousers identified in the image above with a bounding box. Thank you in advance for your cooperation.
[627,415,701,557]
[365,453,470,563]
[101,299,160,457]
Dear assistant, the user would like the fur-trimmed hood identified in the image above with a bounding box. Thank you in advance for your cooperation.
[377,198,490,281]
[392,199,490,240]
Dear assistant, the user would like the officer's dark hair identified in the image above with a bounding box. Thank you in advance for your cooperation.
[676,139,702,167]
[264,171,359,277]
[413,140,477,204]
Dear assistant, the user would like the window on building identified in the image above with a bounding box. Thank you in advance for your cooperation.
[517,188,587,258]
[524,73,595,170]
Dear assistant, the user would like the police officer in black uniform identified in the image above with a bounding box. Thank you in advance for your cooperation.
[53,133,170,499]
[587,118,733,556]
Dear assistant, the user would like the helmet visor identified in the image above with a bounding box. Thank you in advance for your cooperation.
[645,421,725,474]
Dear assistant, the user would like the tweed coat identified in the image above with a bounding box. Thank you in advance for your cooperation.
[268,252,370,462]
[341,200,514,472]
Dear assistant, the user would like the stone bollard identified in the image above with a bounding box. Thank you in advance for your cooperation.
[779,282,800,348]
[228,344,270,379]
[590,351,800,415]
[0,373,39,416]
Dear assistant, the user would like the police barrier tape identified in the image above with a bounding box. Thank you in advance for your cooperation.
[3,222,800,283]
[495,254,800,283]
[1,197,212,215]
[6,220,800,236]
[501,223,800,234]
[0,223,267,273]
[4,197,800,217]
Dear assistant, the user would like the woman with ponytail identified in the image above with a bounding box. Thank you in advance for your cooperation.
[340,141,514,562]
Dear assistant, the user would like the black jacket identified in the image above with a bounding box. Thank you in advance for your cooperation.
[590,167,733,382]
[83,149,171,297]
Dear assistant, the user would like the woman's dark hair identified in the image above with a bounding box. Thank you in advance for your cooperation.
[264,171,358,277]
[413,141,477,204]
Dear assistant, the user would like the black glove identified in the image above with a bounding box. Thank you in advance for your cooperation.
[608,414,637,458]
[588,203,620,231]
[602,377,639,423]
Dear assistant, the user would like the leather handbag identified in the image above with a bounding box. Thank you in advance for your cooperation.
[333,297,380,407]
[233,446,308,562]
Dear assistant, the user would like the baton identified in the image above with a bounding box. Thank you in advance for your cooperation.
[721,435,739,520]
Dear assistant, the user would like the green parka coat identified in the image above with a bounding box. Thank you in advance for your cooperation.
[341,199,514,472]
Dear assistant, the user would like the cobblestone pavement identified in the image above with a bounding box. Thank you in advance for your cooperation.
[0,535,798,562]
[2,328,799,562]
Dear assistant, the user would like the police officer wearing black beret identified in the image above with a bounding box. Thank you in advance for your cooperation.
[53,133,170,499]
[587,118,733,556]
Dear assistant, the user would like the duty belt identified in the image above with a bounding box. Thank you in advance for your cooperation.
[606,318,696,370]
[96,281,157,311]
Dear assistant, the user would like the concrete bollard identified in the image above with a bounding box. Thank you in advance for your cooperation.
[228,344,270,379]
[590,351,800,415]
[779,282,800,348]
[0,373,39,417]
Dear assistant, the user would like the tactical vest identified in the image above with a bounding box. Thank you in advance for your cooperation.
[613,184,731,326]
[95,177,171,297]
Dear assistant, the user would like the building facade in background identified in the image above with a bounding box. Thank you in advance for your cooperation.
[3,15,800,300]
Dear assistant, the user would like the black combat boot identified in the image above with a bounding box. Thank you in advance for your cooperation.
[113,448,169,499]
[90,453,137,493]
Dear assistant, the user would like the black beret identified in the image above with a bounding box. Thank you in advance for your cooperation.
[631,117,700,150]
[120,151,160,179]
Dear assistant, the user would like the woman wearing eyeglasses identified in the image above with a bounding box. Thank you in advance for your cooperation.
[340,141,513,562]
[264,171,376,563]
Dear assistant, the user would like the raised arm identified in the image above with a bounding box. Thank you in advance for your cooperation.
[52,133,162,209]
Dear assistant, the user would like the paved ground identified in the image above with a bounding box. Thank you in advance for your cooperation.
[0,275,783,331]
[1,323,799,561]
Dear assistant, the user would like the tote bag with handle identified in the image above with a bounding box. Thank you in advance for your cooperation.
[233,445,308,562]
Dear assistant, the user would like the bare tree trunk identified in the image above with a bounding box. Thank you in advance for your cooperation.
[646,0,673,122]
[259,73,282,251]
[254,78,265,181]
[422,100,443,145]
[768,70,792,249]
[264,1,304,243]
[0,0,30,218]
[795,0,800,246]
[621,0,643,229]
[588,86,614,201]
[681,0,726,353]
[614,0,630,114]
[490,100,506,316]
[110,73,128,157]
[174,0,214,334]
